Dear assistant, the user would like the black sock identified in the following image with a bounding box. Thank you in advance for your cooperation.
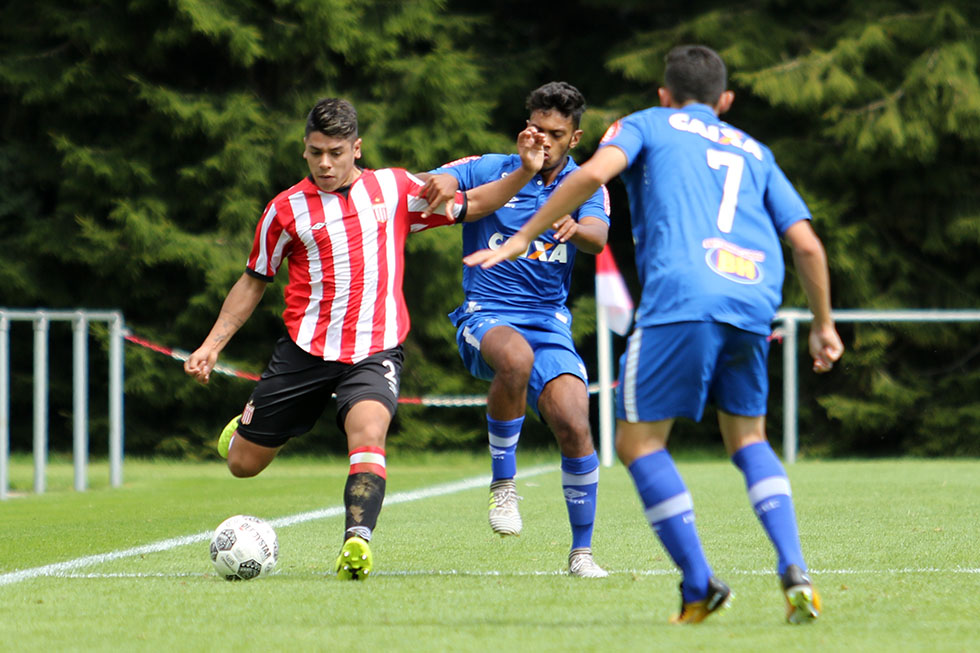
[343,472,386,543]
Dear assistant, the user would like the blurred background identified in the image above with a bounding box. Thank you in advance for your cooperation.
[2,0,979,459]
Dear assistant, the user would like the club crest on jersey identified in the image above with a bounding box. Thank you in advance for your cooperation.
[600,120,622,145]
[703,238,764,285]
[372,197,388,223]
[241,400,255,425]
[488,232,568,263]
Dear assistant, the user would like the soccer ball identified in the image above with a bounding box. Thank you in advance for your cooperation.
[209,514,278,581]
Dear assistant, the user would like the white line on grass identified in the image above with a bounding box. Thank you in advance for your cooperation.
[357,567,980,577]
[0,464,557,587]
[376,567,980,577]
[50,567,980,580]
[7,463,978,587]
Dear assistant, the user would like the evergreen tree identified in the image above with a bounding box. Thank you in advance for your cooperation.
[598,0,980,455]
[0,0,513,455]
[2,0,978,457]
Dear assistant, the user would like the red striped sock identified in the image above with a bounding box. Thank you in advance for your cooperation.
[348,446,386,479]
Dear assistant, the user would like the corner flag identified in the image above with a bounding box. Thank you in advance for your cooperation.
[594,244,632,467]
[595,245,633,336]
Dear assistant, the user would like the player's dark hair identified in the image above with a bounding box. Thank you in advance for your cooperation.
[664,45,727,105]
[526,81,586,129]
[306,98,358,139]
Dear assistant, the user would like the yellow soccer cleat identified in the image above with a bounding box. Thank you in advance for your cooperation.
[670,577,733,625]
[335,536,373,580]
[782,565,821,624]
[217,415,241,460]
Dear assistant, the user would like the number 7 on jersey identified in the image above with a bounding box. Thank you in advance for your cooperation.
[706,149,744,233]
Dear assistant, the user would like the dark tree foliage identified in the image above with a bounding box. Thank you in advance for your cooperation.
[599,0,980,456]
[2,0,978,457]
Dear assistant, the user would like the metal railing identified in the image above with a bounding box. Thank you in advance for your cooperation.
[0,309,125,499]
[2,306,976,496]
[775,308,980,463]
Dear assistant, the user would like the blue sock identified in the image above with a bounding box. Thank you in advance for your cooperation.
[561,453,599,549]
[628,450,712,602]
[732,441,806,575]
[487,415,522,481]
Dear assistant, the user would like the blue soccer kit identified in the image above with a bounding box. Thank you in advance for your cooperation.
[430,153,610,410]
[602,103,811,423]
[431,152,610,552]
[600,103,814,603]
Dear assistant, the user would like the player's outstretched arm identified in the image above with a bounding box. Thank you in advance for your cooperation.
[464,145,627,268]
[552,215,609,254]
[463,127,545,221]
[784,220,844,373]
[184,273,267,385]
[417,173,459,219]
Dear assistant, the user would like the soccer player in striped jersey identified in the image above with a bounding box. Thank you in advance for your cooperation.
[464,46,844,623]
[422,82,611,577]
[185,98,545,580]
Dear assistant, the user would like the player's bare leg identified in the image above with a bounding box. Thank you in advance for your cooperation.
[482,325,533,420]
[225,430,281,478]
[538,374,592,459]
[539,374,606,577]
[480,326,532,536]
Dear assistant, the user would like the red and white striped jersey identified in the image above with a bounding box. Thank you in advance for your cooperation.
[247,168,464,364]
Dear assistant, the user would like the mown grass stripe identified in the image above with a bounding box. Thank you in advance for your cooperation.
[0,464,557,587]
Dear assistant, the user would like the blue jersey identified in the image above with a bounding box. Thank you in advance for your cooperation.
[600,104,811,335]
[431,154,610,310]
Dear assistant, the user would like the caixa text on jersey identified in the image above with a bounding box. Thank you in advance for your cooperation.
[487,232,569,263]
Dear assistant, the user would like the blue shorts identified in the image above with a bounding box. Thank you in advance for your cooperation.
[450,305,588,414]
[616,322,769,423]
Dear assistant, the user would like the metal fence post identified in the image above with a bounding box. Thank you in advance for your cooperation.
[33,314,49,494]
[0,315,9,500]
[0,308,126,499]
[595,300,615,468]
[781,316,799,464]
[109,312,124,488]
[73,313,89,492]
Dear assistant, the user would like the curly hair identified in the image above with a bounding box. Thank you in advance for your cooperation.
[525,81,586,129]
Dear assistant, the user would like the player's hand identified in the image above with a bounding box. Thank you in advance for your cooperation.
[420,174,458,218]
[551,215,577,243]
[463,234,530,268]
[184,347,219,385]
[808,322,844,373]
[518,127,546,173]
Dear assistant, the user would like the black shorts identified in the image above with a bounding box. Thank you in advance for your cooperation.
[235,337,403,448]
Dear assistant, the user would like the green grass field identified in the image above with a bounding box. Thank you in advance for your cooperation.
[2,452,978,652]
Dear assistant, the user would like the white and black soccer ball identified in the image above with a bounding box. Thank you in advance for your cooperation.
[209,514,278,581]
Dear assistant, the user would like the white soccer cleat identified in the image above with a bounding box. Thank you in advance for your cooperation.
[488,479,522,536]
[568,547,609,578]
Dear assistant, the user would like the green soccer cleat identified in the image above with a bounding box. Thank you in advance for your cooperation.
[335,536,373,580]
[670,576,733,625]
[217,415,240,460]
[782,565,821,624]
